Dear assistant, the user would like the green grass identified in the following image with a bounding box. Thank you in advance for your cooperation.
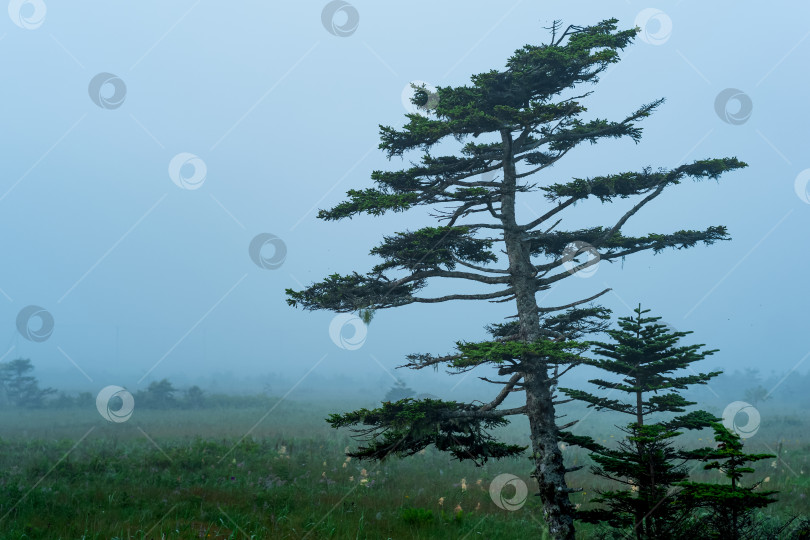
[0,401,807,539]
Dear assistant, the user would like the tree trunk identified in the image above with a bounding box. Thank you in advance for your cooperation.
[634,333,649,537]
[525,371,577,539]
[500,129,576,540]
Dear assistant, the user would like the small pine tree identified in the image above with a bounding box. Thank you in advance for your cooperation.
[383,379,416,402]
[677,423,778,539]
[560,305,722,539]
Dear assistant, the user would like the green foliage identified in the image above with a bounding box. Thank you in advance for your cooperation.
[542,158,746,203]
[0,407,565,540]
[577,423,695,534]
[370,226,496,273]
[400,506,434,525]
[452,339,587,368]
[376,19,644,159]
[526,225,731,259]
[284,15,750,539]
[563,306,723,538]
[678,423,778,539]
[402,333,594,381]
[326,398,527,463]
[286,19,746,318]
[0,401,805,539]
[317,188,419,220]
[285,271,421,312]
[359,308,375,324]
[563,305,721,416]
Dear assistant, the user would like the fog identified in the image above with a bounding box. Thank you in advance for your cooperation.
[2,1,809,406]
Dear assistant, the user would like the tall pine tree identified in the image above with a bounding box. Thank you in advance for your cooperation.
[561,305,722,538]
[286,20,747,539]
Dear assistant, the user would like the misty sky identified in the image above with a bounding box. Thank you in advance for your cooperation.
[1,1,809,399]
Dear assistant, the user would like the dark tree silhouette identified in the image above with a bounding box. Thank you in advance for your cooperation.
[287,19,746,539]
[136,378,178,409]
[561,305,722,538]
[0,358,55,408]
[678,423,777,539]
[384,379,416,402]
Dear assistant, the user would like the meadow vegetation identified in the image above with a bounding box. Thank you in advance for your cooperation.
[0,391,807,539]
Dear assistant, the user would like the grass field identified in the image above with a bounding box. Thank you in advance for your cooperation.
[0,398,808,539]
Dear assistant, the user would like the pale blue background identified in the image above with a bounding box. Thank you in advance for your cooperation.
[1,1,808,402]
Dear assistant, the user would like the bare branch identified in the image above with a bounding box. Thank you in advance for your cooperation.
[537,256,602,287]
[449,255,510,274]
[596,182,667,246]
[411,288,515,304]
[537,288,611,313]
[505,289,610,322]
[398,352,462,370]
[479,373,524,412]
[552,398,575,406]
[519,197,578,232]
[547,362,581,382]
[448,406,527,419]
[391,269,511,288]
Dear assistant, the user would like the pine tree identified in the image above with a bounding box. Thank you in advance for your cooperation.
[0,358,56,408]
[560,305,722,539]
[286,19,746,539]
[678,423,777,539]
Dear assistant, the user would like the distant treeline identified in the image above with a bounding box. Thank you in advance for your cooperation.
[692,367,810,407]
[0,358,275,409]
[1,357,809,410]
